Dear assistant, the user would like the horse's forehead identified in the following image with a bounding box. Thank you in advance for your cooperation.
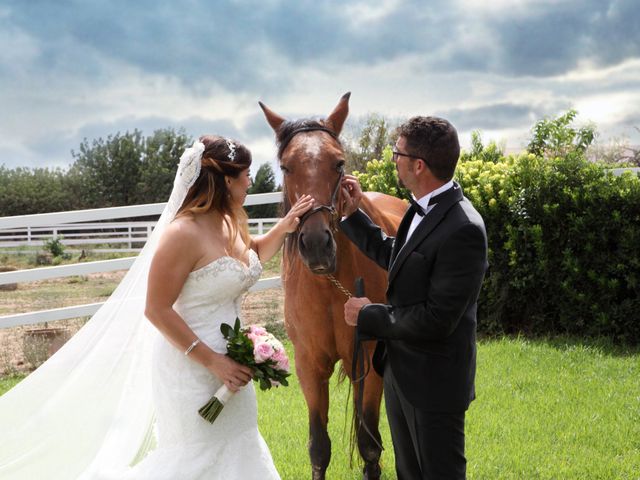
[285,133,342,166]
[283,134,342,200]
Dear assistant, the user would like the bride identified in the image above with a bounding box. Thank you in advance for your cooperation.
[0,135,312,479]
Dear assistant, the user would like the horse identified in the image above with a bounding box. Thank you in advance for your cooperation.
[259,93,407,480]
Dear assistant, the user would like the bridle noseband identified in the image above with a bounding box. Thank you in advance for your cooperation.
[279,125,344,233]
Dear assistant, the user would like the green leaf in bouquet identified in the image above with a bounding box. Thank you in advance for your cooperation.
[234,317,241,333]
[280,377,289,387]
[220,322,233,339]
[259,378,270,390]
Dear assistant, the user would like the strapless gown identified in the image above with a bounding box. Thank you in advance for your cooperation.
[119,249,280,479]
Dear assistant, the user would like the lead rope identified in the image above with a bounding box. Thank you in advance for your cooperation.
[326,274,353,299]
[326,274,384,453]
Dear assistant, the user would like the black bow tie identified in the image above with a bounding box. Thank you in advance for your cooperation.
[408,197,426,216]
[408,187,454,217]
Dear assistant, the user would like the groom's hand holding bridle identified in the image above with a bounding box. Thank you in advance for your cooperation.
[340,174,362,218]
[343,297,371,326]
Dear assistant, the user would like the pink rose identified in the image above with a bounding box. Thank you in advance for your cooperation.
[249,325,267,336]
[272,349,290,372]
[253,342,275,363]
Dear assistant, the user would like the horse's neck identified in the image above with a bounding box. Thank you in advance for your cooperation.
[357,196,385,233]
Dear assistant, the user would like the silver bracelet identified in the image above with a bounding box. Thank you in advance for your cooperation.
[184,338,201,356]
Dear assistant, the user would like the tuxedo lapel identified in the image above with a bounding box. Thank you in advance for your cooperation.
[388,183,464,285]
[390,206,415,262]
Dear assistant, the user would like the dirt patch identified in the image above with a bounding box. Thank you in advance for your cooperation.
[0,288,284,375]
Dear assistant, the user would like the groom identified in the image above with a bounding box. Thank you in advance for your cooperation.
[340,116,488,479]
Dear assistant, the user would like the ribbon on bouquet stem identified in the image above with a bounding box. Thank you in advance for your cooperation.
[198,384,234,423]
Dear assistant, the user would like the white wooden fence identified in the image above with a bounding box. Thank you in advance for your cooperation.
[0,192,283,329]
[0,218,280,252]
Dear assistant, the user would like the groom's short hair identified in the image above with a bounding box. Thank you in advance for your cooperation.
[397,116,460,181]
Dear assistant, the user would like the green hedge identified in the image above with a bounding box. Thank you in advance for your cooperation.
[355,149,640,343]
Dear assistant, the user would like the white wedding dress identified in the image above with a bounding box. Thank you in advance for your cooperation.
[116,249,280,479]
[0,141,282,479]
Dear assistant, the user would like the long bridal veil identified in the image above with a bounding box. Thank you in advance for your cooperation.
[0,142,204,479]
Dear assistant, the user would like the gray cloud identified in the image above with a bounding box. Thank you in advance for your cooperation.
[439,101,571,133]
[1,0,639,170]
[3,0,638,90]
[485,0,640,76]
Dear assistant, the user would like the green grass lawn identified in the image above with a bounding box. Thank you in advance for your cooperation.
[2,336,638,479]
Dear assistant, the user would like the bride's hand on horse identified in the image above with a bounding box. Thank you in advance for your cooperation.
[281,194,314,233]
[207,353,253,392]
[340,175,362,217]
[344,296,371,326]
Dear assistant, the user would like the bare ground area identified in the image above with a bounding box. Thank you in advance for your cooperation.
[0,270,284,375]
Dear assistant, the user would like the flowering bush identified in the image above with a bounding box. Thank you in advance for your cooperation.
[354,135,640,343]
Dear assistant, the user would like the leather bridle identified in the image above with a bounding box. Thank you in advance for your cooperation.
[279,125,344,232]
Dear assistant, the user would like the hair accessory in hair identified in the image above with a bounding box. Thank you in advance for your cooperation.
[177,140,204,190]
[226,138,237,162]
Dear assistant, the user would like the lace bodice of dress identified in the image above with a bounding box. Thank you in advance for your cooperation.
[173,249,262,353]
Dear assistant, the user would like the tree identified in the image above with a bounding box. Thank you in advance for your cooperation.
[344,113,397,173]
[0,166,75,216]
[246,162,279,218]
[135,128,193,204]
[69,130,145,208]
[588,127,640,166]
[460,131,505,164]
[527,109,596,160]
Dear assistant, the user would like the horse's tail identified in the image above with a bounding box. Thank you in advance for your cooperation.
[337,362,360,469]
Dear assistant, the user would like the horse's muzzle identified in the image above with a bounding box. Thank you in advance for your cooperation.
[298,228,337,274]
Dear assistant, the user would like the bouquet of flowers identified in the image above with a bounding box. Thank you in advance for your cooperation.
[199,318,290,423]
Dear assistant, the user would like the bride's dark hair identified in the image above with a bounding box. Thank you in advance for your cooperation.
[177,135,252,253]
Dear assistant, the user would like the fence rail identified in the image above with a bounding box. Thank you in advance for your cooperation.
[0,277,282,330]
[0,192,283,329]
[0,218,280,250]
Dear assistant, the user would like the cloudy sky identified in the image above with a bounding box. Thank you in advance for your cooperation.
[1,0,639,177]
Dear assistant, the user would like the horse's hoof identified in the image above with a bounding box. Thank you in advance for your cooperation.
[362,462,381,480]
[311,465,326,480]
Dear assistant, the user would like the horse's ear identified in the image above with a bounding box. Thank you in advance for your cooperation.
[325,92,351,135]
[259,101,286,133]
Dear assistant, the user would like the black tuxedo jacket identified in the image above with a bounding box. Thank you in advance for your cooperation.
[340,183,488,412]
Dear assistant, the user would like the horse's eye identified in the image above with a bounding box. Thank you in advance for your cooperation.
[336,161,345,172]
[280,165,290,175]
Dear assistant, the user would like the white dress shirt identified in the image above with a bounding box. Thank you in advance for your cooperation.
[404,180,454,243]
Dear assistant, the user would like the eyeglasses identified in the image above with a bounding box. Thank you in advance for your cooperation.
[391,150,429,165]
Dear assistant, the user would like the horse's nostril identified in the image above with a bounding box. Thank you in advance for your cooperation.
[299,233,306,251]
[325,230,332,247]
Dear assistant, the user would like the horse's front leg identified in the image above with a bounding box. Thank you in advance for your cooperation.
[296,351,334,480]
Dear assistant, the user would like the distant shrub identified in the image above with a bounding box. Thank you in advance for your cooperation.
[43,237,66,258]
